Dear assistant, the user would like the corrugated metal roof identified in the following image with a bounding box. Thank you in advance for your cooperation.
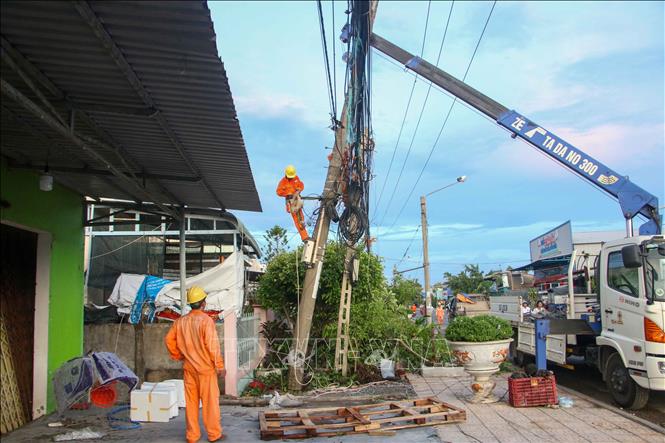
[1,0,261,212]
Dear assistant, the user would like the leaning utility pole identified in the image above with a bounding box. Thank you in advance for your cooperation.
[288,0,378,390]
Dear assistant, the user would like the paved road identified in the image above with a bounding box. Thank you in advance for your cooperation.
[551,364,665,427]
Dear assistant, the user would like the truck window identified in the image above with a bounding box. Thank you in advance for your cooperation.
[607,251,639,297]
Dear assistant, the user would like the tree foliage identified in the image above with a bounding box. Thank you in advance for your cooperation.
[389,271,422,306]
[262,225,289,262]
[256,241,384,336]
[443,264,493,294]
[256,241,451,371]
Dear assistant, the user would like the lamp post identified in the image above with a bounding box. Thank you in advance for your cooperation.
[421,176,466,324]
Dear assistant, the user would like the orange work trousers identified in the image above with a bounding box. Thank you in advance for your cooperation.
[286,201,308,241]
[184,369,222,443]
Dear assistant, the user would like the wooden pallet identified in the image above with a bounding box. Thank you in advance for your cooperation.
[259,397,466,440]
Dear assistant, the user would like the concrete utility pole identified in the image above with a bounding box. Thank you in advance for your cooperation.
[420,177,467,324]
[420,195,431,323]
[288,0,379,390]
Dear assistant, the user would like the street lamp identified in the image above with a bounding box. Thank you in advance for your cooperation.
[421,175,466,324]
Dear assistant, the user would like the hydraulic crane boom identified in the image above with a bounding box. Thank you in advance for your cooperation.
[370,33,661,236]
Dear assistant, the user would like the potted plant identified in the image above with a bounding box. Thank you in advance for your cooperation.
[445,315,513,403]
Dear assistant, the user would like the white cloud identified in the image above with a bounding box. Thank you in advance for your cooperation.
[472,122,664,179]
[235,94,308,120]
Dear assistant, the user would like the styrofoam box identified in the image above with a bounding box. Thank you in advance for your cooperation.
[160,379,202,408]
[163,379,186,408]
[140,382,178,417]
[130,390,173,422]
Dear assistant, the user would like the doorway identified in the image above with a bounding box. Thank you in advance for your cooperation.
[0,223,37,434]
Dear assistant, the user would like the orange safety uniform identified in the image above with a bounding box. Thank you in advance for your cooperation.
[436,306,445,325]
[165,310,224,443]
[276,175,309,241]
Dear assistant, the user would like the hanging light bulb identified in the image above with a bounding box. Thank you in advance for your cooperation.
[39,164,53,192]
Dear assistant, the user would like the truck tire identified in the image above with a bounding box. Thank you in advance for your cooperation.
[605,353,649,410]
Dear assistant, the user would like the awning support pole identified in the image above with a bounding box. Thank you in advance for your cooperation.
[179,208,187,314]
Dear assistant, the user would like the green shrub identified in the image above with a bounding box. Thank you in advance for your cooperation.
[445,315,513,342]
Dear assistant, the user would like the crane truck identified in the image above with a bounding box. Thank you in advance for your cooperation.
[370,34,664,409]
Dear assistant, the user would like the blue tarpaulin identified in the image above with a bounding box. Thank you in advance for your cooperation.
[129,275,171,324]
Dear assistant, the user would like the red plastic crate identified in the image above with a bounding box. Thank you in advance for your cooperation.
[508,376,558,407]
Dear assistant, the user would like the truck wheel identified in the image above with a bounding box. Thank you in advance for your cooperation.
[605,353,649,410]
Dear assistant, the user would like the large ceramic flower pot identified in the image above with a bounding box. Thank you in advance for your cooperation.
[447,338,513,403]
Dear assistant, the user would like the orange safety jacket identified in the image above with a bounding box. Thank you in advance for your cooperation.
[276,176,304,197]
[165,310,224,375]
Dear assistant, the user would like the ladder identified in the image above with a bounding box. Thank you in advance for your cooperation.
[334,248,354,376]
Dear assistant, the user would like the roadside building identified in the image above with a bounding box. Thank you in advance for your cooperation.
[1,0,260,433]
[513,221,624,296]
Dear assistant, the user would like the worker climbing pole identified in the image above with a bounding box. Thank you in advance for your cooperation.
[276,165,310,242]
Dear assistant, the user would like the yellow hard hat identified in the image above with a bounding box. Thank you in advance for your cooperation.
[187,286,207,304]
[285,165,297,179]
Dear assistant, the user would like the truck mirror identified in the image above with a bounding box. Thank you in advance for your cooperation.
[621,244,642,268]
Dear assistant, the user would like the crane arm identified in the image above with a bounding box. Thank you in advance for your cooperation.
[370,33,661,235]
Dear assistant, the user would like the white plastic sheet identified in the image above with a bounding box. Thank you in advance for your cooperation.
[155,252,244,316]
[107,273,145,314]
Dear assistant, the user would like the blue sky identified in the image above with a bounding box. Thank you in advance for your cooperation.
[210,1,664,282]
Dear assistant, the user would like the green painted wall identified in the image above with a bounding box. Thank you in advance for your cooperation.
[0,160,84,412]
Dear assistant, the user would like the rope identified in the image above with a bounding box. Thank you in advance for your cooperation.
[107,405,141,430]
[90,224,163,259]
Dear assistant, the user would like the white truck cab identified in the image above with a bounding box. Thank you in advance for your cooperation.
[596,235,665,409]
[490,235,665,409]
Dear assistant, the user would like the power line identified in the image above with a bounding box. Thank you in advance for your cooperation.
[385,0,497,233]
[383,256,531,266]
[375,50,654,230]
[396,224,421,268]
[371,0,432,222]
[317,0,337,125]
[376,1,455,228]
[331,0,337,122]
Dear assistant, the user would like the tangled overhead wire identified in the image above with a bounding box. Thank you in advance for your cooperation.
[337,0,373,247]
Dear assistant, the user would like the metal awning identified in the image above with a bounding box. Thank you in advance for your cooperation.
[512,255,572,272]
[1,0,261,213]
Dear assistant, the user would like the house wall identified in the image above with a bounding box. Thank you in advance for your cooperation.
[85,323,228,394]
[84,323,225,382]
[0,161,84,413]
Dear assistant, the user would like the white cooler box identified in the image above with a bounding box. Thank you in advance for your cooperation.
[131,383,178,422]
[147,379,202,408]
[163,379,186,408]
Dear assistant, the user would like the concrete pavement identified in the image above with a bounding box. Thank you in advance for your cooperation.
[408,373,664,443]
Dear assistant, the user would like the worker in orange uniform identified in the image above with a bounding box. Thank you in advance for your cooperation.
[165,286,225,442]
[436,302,445,333]
[276,165,309,241]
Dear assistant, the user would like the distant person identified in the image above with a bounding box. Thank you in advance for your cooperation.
[436,303,445,326]
[532,300,546,315]
[410,303,417,314]
[521,302,531,315]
